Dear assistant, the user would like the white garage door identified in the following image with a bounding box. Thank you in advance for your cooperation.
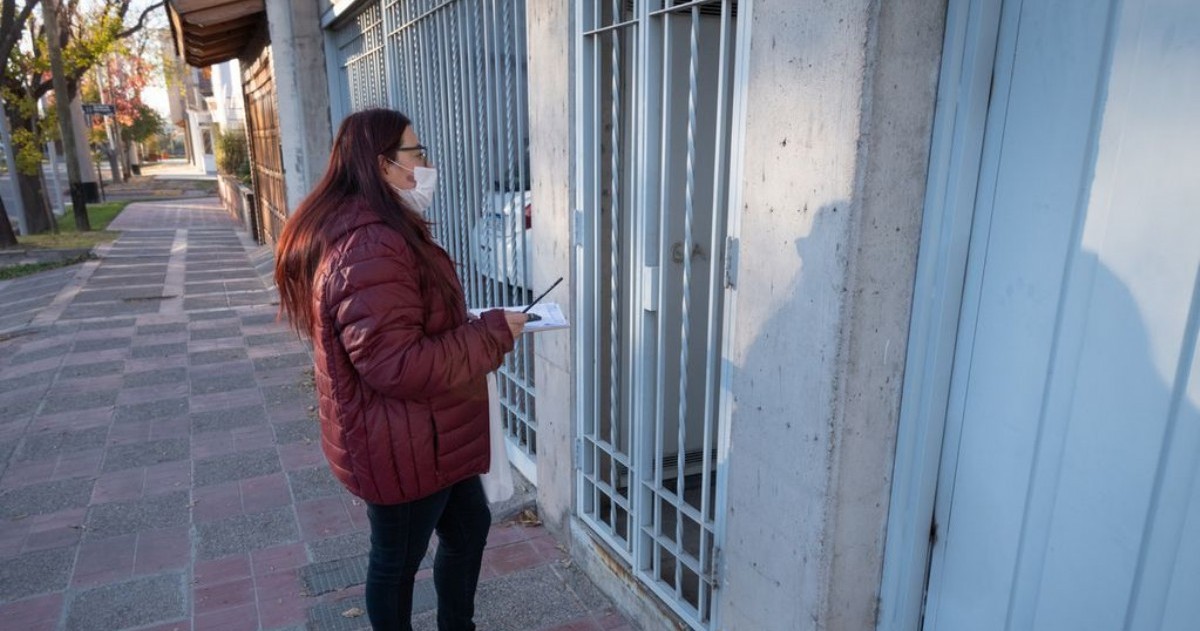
[921,0,1200,629]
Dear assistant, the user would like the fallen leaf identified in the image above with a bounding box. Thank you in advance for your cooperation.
[341,607,364,618]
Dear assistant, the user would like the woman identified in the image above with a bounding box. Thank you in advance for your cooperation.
[274,108,526,630]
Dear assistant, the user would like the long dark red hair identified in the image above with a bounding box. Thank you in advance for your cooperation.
[274,108,459,338]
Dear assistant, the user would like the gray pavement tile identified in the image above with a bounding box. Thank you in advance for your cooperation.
[194,447,281,487]
[474,565,590,631]
[64,573,186,631]
[554,562,615,611]
[86,274,166,288]
[300,555,368,596]
[190,404,267,433]
[187,270,258,283]
[10,342,71,365]
[40,389,119,415]
[0,393,40,419]
[228,291,275,307]
[123,367,188,388]
[136,323,188,336]
[0,440,14,466]
[15,426,109,462]
[0,367,56,394]
[58,360,125,380]
[246,332,296,347]
[196,506,299,560]
[272,420,320,445]
[190,347,248,366]
[190,371,257,395]
[84,491,190,538]
[288,466,343,503]
[71,338,132,353]
[0,546,73,601]
[130,342,188,359]
[241,313,280,326]
[61,301,161,319]
[188,324,242,341]
[114,397,189,423]
[306,595,374,631]
[185,280,265,294]
[72,289,160,304]
[183,297,232,311]
[76,318,137,331]
[102,438,191,473]
[188,309,238,321]
[253,353,311,372]
[262,383,313,408]
[188,263,247,273]
[308,531,371,563]
[0,477,94,518]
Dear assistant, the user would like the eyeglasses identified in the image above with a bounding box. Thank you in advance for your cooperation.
[395,144,428,163]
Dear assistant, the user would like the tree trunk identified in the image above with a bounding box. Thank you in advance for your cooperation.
[0,195,19,247]
[119,135,132,181]
[17,168,50,235]
[5,104,52,235]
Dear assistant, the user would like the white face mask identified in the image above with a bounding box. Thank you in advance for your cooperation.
[388,159,438,214]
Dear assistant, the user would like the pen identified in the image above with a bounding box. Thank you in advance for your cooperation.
[522,276,564,314]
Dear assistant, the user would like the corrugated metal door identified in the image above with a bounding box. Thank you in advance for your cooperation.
[923,0,1200,628]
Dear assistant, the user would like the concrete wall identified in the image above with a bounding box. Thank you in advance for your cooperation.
[716,0,945,629]
[525,0,574,537]
[521,0,946,628]
[265,0,333,214]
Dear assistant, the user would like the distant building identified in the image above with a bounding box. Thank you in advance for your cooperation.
[159,27,217,174]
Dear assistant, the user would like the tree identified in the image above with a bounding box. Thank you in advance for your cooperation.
[102,28,159,180]
[44,0,87,230]
[2,0,163,236]
[0,0,40,247]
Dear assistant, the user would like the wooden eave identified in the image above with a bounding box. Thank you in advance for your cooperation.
[166,0,266,67]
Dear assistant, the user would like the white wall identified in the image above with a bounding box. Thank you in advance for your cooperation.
[266,0,333,215]
[210,60,245,131]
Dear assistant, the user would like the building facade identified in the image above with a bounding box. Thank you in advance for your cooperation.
[167,1,1200,629]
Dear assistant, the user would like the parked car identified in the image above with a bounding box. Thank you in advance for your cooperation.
[472,190,533,290]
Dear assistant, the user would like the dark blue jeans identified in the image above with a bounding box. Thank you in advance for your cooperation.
[365,476,491,631]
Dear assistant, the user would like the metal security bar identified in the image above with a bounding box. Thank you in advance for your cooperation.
[331,0,538,475]
[335,4,388,113]
[578,1,739,628]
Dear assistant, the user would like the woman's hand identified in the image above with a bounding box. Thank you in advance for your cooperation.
[503,311,528,339]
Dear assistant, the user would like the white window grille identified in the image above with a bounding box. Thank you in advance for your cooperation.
[576,1,741,628]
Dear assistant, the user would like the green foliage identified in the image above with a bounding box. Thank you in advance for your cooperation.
[215,127,251,185]
[10,127,44,175]
[121,102,164,143]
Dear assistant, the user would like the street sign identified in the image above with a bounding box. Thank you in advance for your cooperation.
[82,103,115,116]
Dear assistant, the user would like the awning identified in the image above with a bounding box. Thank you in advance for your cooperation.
[166,0,266,67]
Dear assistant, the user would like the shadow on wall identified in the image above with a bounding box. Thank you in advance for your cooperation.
[719,199,1200,626]
[716,200,848,627]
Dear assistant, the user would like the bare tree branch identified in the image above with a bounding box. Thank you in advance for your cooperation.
[0,1,41,71]
[116,0,162,40]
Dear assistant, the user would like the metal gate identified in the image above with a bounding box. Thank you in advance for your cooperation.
[576,1,741,628]
[329,0,539,479]
[243,34,286,245]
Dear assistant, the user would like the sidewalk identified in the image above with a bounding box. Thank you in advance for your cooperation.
[0,198,632,631]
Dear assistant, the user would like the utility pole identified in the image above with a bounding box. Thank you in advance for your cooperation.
[43,0,90,231]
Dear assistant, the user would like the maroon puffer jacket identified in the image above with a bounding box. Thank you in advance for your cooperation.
[311,199,514,504]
